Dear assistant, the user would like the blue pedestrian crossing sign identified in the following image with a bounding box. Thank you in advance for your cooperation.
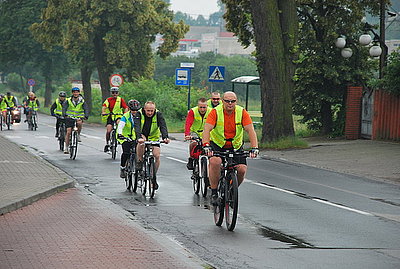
[175,68,190,86]
[208,66,225,82]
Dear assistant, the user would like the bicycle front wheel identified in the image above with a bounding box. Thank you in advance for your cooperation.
[110,130,117,159]
[148,157,156,198]
[7,113,11,130]
[214,179,224,226]
[141,161,148,196]
[200,157,209,197]
[192,159,200,195]
[125,158,135,191]
[70,131,78,160]
[32,115,37,131]
[59,126,65,151]
[225,171,239,231]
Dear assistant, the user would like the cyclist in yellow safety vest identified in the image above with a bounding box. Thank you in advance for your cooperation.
[102,87,129,153]
[2,92,18,124]
[62,87,89,154]
[136,101,170,190]
[206,91,222,108]
[50,91,67,137]
[23,92,40,125]
[0,94,7,125]
[184,97,212,171]
[116,99,143,180]
[202,91,259,206]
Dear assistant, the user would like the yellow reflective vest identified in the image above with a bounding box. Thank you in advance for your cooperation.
[190,106,212,138]
[210,105,244,149]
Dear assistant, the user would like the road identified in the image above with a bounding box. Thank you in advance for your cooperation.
[3,113,400,269]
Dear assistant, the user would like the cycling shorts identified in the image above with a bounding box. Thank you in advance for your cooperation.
[65,118,82,128]
[105,116,121,126]
[210,141,247,165]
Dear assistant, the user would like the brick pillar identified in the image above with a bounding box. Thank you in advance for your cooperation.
[345,86,363,140]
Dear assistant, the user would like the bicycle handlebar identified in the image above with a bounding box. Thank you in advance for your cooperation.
[212,150,250,158]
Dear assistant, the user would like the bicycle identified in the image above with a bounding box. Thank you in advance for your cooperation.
[136,141,164,198]
[56,116,67,151]
[123,138,138,192]
[68,118,80,160]
[5,107,13,130]
[212,150,249,231]
[26,108,38,131]
[0,112,3,131]
[189,134,209,197]
[102,112,123,160]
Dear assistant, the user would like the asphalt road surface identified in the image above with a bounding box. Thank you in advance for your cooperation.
[4,113,400,269]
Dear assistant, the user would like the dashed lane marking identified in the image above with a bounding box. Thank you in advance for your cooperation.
[166,156,187,164]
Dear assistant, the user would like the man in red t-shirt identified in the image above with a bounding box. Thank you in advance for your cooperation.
[102,87,128,152]
[202,91,259,206]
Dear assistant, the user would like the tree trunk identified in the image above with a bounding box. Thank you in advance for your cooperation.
[81,65,93,114]
[320,100,333,134]
[44,76,53,107]
[249,0,296,142]
[93,34,111,102]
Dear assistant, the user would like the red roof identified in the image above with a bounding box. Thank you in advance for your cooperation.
[219,32,235,38]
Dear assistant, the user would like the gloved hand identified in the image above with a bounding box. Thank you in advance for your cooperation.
[117,134,125,140]
[83,116,88,120]
[250,147,259,158]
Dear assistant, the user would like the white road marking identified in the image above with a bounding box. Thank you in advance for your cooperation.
[166,156,187,164]
[246,179,373,216]
[312,198,373,216]
[81,134,102,140]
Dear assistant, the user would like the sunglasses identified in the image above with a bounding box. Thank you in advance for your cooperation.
[111,91,118,94]
[212,98,220,100]
[223,99,237,104]
[199,106,207,108]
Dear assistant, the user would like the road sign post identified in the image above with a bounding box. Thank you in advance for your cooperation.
[176,63,195,111]
[27,79,36,92]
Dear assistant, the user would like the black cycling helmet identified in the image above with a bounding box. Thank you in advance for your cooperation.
[71,87,80,92]
[6,91,11,95]
[128,99,141,111]
[110,87,119,93]
[59,91,66,97]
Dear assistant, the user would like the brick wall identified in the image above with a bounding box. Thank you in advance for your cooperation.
[345,86,363,140]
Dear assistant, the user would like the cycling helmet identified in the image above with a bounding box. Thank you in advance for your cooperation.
[110,87,119,93]
[71,87,80,92]
[128,99,141,111]
[59,91,66,97]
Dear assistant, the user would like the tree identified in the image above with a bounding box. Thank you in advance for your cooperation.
[32,0,188,101]
[295,0,384,135]
[0,0,69,106]
[222,0,298,142]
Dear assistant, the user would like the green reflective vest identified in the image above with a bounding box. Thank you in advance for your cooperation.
[117,111,137,143]
[66,97,85,118]
[210,105,244,149]
[140,109,160,141]
[4,96,15,107]
[54,98,63,115]
[26,99,39,111]
[103,97,123,121]
[190,106,212,138]
[0,99,7,110]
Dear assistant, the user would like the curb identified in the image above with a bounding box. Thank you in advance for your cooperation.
[0,180,75,215]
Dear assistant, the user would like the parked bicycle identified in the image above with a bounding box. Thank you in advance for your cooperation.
[189,134,209,197]
[102,112,123,160]
[26,107,38,131]
[68,118,80,160]
[135,141,164,198]
[212,150,249,231]
[56,116,67,151]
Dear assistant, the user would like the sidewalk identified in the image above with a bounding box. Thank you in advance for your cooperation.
[0,134,203,268]
[170,133,400,185]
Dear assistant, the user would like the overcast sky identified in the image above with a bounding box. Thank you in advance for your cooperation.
[170,0,219,18]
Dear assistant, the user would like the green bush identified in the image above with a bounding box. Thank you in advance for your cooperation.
[6,73,24,93]
[119,78,208,121]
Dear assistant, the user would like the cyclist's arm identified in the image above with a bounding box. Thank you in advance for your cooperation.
[117,116,127,134]
[12,97,17,107]
[133,114,142,140]
[50,102,57,116]
[36,99,40,108]
[156,111,169,139]
[62,101,68,117]
[184,109,195,137]
[244,123,258,148]
[202,123,214,145]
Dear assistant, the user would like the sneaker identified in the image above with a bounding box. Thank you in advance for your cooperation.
[64,149,69,154]
[186,157,194,170]
[120,168,126,178]
[104,144,110,152]
[24,119,27,123]
[77,134,82,142]
[211,194,219,206]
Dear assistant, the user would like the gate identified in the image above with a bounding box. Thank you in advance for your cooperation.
[361,88,374,139]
